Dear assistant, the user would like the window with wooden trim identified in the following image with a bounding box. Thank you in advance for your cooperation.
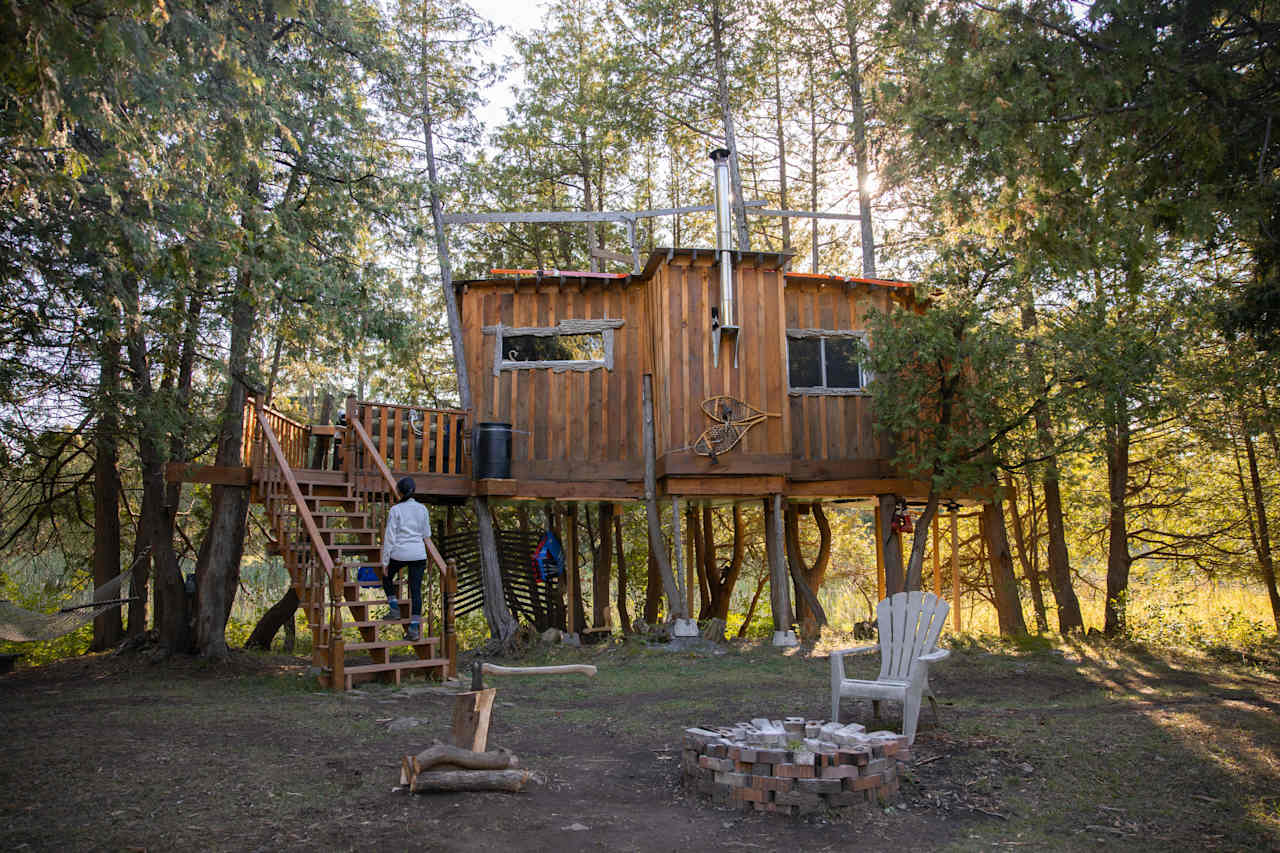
[786,330,868,394]
[483,319,624,374]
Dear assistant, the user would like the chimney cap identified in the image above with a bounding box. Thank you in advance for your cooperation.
[709,147,731,162]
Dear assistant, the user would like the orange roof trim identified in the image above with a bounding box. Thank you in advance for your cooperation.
[786,272,914,289]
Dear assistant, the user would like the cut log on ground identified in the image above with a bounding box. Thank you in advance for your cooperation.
[452,688,496,752]
[480,663,597,677]
[409,769,532,794]
[413,743,519,775]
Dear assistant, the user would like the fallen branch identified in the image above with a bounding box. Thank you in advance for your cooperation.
[409,769,532,794]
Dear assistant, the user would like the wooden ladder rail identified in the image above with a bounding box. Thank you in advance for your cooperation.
[349,415,457,678]
[251,397,346,685]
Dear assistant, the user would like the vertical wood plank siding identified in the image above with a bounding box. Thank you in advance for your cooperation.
[782,277,894,464]
[458,256,904,485]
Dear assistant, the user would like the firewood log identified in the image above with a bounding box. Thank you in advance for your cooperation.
[409,769,532,794]
[411,743,519,775]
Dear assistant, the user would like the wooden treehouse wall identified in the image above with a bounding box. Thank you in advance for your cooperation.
[458,251,910,492]
[783,276,896,481]
[461,278,650,482]
[648,256,789,475]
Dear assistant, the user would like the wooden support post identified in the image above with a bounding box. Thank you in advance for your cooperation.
[764,494,794,643]
[951,508,962,633]
[932,514,941,598]
[641,374,686,619]
[344,395,357,475]
[444,559,457,678]
[452,687,497,752]
[567,503,579,637]
[685,504,697,618]
[331,636,345,692]
[671,495,685,607]
[874,504,886,602]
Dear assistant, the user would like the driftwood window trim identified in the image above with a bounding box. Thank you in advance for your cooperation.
[786,329,870,396]
[484,318,625,375]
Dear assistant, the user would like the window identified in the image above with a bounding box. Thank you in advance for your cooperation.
[786,331,868,394]
[503,332,604,363]
[484,319,624,374]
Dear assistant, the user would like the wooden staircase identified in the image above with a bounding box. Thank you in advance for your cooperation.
[251,402,456,690]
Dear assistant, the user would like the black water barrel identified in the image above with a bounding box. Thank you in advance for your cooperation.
[473,422,512,479]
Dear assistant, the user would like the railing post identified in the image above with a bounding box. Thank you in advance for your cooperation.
[331,636,344,692]
[344,394,357,477]
[444,559,457,679]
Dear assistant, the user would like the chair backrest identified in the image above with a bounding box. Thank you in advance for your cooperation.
[875,591,950,681]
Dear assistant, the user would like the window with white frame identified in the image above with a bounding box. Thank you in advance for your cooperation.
[483,319,624,375]
[786,330,868,394]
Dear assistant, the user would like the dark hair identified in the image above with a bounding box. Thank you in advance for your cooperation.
[396,477,415,500]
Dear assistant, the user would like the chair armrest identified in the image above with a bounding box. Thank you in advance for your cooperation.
[908,648,949,685]
[829,645,877,683]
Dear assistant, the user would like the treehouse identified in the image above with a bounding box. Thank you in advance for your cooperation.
[455,249,920,502]
[173,152,966,689]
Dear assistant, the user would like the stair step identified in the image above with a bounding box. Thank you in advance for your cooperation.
[321,637,439,652]
[335,658,450,677]
[316,527,376,534]
[344,618,418,628]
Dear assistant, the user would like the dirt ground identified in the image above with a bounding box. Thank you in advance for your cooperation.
[1,637,1277,852]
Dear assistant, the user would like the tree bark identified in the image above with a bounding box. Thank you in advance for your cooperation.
[904,492,939,593]
[785,503,832,642]
[193,266,254,660]
[614,512,632,633]
[981,493,1028,636]
[879,495,905,595]
[592,502,614,628]
[841,1,876,276]
[423,86,515,644]
[1005,478,1049,632]
[737,572,769,638]
[642,375,686,618]
[121,274,188,654]
[693,505,711,620]
[764,494,792,633]
[1242,409,1280,632]
[244,587,299,650]
[644,549,662,624]
[1019,294,1083,633]
[705,504,745,622]
[91,330,124,651]
[1103,399,1132,637]
[710,0,750,250]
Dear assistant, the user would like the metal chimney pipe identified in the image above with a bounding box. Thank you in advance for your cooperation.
[710,147,735,328]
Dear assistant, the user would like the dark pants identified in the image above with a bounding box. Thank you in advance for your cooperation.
[382,558,425,618]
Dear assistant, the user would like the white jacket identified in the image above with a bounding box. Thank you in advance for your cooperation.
[381,499,432,566]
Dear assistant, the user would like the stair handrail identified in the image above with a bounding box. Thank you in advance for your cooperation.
[252,397,336,582]
[348,415,453,582]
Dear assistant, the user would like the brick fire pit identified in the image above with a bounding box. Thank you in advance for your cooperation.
[682,717,910,816]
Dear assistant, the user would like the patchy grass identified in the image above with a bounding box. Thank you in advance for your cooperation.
[1,635,1276,852]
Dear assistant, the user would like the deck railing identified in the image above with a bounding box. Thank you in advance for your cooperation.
[241,398,310,469]
[346,397,468,477]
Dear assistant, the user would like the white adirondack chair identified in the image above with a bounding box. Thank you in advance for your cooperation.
[829,591,950,744]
